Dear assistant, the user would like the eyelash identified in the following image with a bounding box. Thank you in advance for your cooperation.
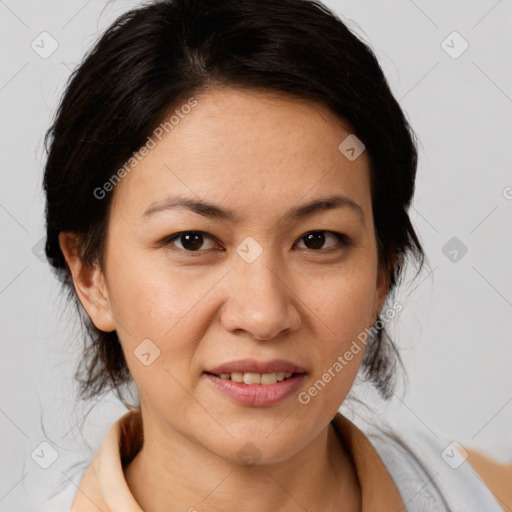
[160,230,353,255]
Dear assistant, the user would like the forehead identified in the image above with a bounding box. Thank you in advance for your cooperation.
[109,87,372,224]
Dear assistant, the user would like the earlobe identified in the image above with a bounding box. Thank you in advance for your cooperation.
[58,232,116,332]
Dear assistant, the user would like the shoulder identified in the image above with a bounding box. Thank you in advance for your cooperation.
[345,409,509,511]
[463,447,512,512]
[71,409,144,512]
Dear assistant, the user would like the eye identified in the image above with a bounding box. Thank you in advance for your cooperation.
[295,230,352,251]
[161,230,352,254]
[162,231,218,252]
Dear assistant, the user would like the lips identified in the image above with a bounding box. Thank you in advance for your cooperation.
[204,358,307,385]
[203,359,308,406]
[205,358,307,375]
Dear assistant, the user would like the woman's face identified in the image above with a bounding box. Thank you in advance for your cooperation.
[72,87,389,464]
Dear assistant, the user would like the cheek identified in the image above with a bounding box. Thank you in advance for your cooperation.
[104,247,237,396]
[106,245,216,342]
[300,262,377,404]
[309,264,378,347]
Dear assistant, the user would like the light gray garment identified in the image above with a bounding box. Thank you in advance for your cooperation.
[356,414,504,511]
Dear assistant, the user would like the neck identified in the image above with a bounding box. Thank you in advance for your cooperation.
[124,411,361,512]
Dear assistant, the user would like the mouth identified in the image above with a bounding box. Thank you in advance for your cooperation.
[203,359,307,407]
[204,370,298,385]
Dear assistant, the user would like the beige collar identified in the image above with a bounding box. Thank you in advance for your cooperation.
[331,412,404,511]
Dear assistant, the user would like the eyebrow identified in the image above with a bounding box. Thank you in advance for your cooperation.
[142,193,365,226]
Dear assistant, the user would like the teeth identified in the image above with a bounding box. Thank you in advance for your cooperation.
[243,372,261,385]
[217,371,294,384]
[260,373,277,385]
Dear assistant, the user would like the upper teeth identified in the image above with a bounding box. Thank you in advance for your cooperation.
[218,372,293,384]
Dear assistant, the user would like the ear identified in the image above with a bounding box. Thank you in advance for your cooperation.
[58,232,116,332]
[374,252,395,318]
[374,265,390,317]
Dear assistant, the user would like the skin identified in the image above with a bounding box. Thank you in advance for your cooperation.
[60,87,390,511]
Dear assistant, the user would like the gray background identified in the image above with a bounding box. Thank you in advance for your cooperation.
[1,0,511,509]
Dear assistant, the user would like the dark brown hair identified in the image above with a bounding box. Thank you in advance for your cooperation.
[43,0,425,403]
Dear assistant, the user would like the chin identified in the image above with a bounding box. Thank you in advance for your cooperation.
[210,419,312,467]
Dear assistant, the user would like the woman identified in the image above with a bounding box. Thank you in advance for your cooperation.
[42,0,511,510]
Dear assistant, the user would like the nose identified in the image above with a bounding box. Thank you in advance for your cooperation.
[220,254,302,341]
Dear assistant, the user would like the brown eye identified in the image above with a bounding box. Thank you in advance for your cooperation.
[163,231,217,252]
[296,231,351,251]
